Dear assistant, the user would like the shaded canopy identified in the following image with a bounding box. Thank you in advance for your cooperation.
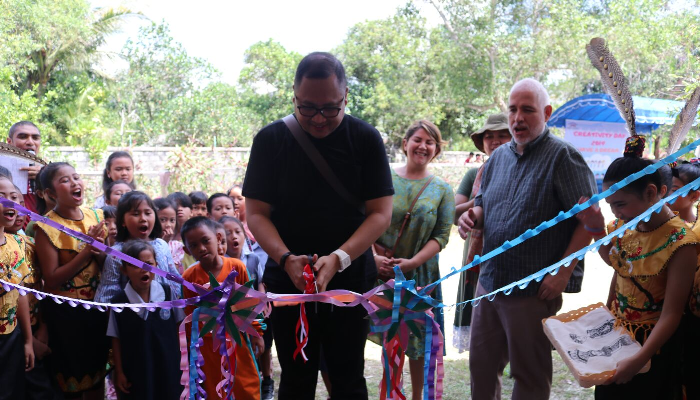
[549,93,686,134]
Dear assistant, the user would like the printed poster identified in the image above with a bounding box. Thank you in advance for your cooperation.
[564,119,628,181]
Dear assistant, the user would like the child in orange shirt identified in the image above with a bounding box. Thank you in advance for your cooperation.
[181,217,263,400]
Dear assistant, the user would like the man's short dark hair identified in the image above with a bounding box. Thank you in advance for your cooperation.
[9,121,39,140]
[294,52,347,87]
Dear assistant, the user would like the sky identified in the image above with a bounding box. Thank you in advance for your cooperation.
[93,0,440,83]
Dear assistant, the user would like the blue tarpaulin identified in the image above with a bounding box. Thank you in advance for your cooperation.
[549,93,686,133]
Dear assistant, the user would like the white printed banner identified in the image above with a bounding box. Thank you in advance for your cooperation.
[564,119,628,180]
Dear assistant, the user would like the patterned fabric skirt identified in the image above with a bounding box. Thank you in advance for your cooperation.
[43,299,110,395]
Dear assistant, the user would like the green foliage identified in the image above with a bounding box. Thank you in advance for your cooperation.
[0,67,50,140]
[336,5,445,150]
[1,0,699,154]
[238,39,302,123]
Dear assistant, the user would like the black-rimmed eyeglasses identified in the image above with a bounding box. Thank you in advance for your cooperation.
[295,96,345,118]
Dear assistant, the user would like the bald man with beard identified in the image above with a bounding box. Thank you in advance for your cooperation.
[459,79,596,399]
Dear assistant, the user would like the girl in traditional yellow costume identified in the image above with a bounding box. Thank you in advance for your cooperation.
[578,136,699,399]
[34,162,109,400]
[0,175,34,399]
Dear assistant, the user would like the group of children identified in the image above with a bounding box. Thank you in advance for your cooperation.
[5,137,700,399]
[0,151,273,400]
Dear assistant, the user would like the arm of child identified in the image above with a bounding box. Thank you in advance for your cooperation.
[32,325,51,360]
[250,334,264,358]
[162,242,183,298]
[111,337,131,394]
[607,245,696,384]
[93,255,123,303]
[17,295,34,371]
[35,223,105,291]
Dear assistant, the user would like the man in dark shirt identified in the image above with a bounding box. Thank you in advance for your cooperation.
[7,121,42,213]
[459,78,596,399]
[243,52,394,400]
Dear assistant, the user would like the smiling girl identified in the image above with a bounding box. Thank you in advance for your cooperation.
[33,162,109,399]
[94,191,181,303]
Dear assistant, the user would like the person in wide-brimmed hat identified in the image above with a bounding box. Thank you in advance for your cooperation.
[452,113,511,353]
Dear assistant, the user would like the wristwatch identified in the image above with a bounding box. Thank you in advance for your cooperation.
[332,249,351,272]
[279,251,294,271]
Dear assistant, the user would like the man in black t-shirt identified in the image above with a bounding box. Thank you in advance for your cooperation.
[243,53,394,400]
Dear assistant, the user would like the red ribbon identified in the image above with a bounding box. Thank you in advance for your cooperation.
[293,264,316,362]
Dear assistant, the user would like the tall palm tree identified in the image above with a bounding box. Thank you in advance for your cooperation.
[24,5,143,101]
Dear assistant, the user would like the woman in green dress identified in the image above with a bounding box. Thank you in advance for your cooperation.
[452,113,511,353]
[374,120,454,400]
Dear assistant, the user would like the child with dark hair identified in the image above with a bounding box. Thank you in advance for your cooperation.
[24,166,55,238]
[1,182,55,398]
[104,180,132,206]
[669,162,700,224]
[168,192,197,268]
[0,175,35,398]
[34,162,109,398]
[668,160,700,398]
[167,192,192,241]
[7,189,26,235]
[181,217,263,400]
[219,216,263,286]
[189,191,208,217]
[108,239,183,400]
[207,192,234,221]
[578,136,699,398]
[95,151,136,208]
[219,215,275,394]
[228,184,269,270]
[102,205,117,246]
[95,191,181,303]
[154,197,188,273]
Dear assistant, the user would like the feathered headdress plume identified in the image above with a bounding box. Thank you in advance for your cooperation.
[586,37,636,136]
[666,86,700,154]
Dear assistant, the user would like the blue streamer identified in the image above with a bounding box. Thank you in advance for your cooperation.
[423,313,432,400]
[446,174,700,308]
[189,307,203,400]
[422,136,700,294]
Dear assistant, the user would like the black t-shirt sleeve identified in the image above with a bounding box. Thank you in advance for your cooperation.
[242,126,278,204]
[359,123,394,201]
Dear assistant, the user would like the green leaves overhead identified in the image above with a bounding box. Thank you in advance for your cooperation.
[1,0,698,157]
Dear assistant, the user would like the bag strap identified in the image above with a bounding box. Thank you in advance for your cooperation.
[283,114,363,213]
[390,175,435,256]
